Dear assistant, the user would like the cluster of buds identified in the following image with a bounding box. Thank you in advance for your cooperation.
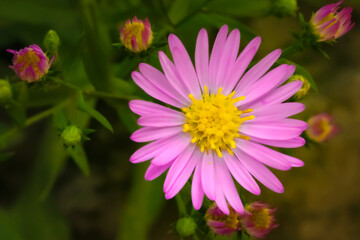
[310,1,354,42]
[7,44,54,82]
[119,17,153,53]
[205,201,278,238]
[306,113,339,142]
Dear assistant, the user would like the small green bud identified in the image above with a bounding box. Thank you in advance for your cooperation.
[271,0,298,17]
[0,79,12,103]
[43,30,60,54]
[176,217,197,237]
[61,125,82,146]
[287,74,310,100]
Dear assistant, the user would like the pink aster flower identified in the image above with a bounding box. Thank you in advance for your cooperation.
[240,201,278,238]
[310,1,354,41]
[7,44,55,82]
[120,16,153,53]
[129,25,307,214]
[306,113,339,142]
[205,203,241,236]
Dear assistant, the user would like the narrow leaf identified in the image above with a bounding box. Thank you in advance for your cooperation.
[67,145,90,176]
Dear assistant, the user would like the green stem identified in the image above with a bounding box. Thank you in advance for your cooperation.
[51,78,138,101]
[0,99,70,149]
[281,40,304,58]
[175,194,188,217]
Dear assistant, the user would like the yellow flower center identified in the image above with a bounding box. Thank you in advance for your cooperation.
[182,86,254,158]
[16,49,41,75]
[250,208,272,229]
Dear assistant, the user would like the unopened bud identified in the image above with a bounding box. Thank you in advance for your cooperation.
[271,0,298,17]
[176,217,197,237]
[288,74,310,100]
[61,125,82,146]
[0,79,12,103]
[44,30,60,54]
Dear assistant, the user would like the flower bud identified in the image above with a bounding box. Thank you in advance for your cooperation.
[205,203,241,236]
[240,201,278,239]
[271,0,298,17]
[310,1,354,42]
[287,74,310,100]
[7,44,55,82]
[43,30,61,54]
[0,79,12,103]
[61,125,82,146]
[176,217,197,237]
[306,113,339,142]
[119,17,153,53]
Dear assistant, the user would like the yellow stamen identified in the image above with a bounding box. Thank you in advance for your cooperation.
[182,86,254,158]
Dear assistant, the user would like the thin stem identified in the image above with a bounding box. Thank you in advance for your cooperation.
[0,99,70,149]
[51,77,137,101]
[175,194,188,217]
[281,40,304,58]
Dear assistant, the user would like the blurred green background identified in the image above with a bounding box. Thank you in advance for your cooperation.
[0,0,359,239]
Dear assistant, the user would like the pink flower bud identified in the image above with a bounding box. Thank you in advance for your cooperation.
[119,17,153,53]
[240,201,278,239]
[7,44,55,82]
[205,203,241,236]
[306,113,339,142]
[310,1,354,42]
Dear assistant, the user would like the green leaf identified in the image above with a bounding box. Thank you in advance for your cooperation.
[168,0,190,25]
[204,0,271,17]
[67,145,90,176]
[76,91,113,132]
[52,110,68,130]
[277,58,318,91]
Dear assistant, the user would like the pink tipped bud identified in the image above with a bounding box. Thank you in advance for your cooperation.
[310,1,354,42]
[240,201,278,239]
[306,113,339,142]
[7,44,54,82]
[205,203,241,236]
[119,17,153,53]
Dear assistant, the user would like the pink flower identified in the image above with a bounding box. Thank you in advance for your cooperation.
[120,17,153,53]
[310,1,354,41]
[241,201,278,238]
[306,113,339,142]
[205,203,241,236]
[129,25,307,214]
[7,44,54,82]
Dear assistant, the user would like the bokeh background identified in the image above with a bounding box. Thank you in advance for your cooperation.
[0,0,359,239]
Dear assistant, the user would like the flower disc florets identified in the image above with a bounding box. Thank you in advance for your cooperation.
[182,86,254,158]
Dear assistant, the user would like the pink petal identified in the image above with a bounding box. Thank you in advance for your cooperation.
[223,152,261,195]
[214,29,240,90]
[195,28,209,90]
[145,162,173,181]
[248,80,303,108]
[321,21,341,41]
[240,119,307,140]
[164,149,200,199]
[137,113,185,127]
[235,49,282,93]
[236,138,292,170]
[236,64,296,106]
[130,126,183,142]
[208,25,228,93]
[130,136,178,163]
[132,71,183,108]
[223,37,261,95]
[163,144,196,192]
[214,166,230,215]
[250,136,306,148]
[249,102,305,122]
[158,51,191,102]
[151,133,192,166]
[215,158,244,213]
[201,151,216,201]
[192,160,204,210]
[233,148,284,193]
[168,34,201,99]
[139,63,188,106]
